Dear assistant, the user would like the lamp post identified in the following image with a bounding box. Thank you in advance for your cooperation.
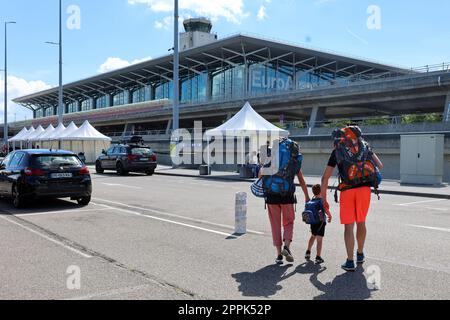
[172,0,179,131]
[46,0,63,125]
[4,21,16,150]
[58,0,63,125]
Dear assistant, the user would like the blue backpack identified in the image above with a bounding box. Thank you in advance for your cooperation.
[262,139,302,197]
[302,199,325,225]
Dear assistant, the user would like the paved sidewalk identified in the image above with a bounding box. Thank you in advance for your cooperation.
[155,165,450,199]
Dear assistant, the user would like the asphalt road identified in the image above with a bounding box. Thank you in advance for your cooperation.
[0,170,449,300]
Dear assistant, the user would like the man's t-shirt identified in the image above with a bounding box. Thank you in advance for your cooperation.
[327,150,372,189]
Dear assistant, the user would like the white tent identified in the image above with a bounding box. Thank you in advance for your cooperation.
[30,125,55,147]
[205,102,289,137]
[10,127,29,142]
[18,126,36,145]
[10,127,29,150]
[57,122,79,153]
[24,126,45,148]
[205,102,289,166]
[60,121,111,163]
[58,122,79,139]
[42,123,66,149]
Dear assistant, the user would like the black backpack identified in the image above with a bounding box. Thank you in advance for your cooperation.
[332,126,380,201]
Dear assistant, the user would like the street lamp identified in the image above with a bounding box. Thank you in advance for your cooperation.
[172,0,179,131]
[46,0,63,125]
[4,21,16,150]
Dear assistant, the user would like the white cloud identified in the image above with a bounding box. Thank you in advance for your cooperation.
[98,56,152,73]
[0,75,52,122]
[154,16,174,30]
[257,5,267,21]
[128,0,248,24]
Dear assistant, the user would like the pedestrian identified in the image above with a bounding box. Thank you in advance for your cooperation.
[304,184,332,265]
[321,126,383,272]
[260,138,310,265]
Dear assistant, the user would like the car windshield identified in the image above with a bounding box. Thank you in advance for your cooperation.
[32,155,82,169]
[131,148,153,156]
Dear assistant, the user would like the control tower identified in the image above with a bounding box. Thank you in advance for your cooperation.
[180,18,217,51]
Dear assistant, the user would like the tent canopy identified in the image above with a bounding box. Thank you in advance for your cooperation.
[17,127,36,142]
[47,123,66,140]
[10,127,29,142]
[31,124,55,142]
[25,126,45,141]
[60,120,111,141]
[205,102,289,137]
[57,122,79,139]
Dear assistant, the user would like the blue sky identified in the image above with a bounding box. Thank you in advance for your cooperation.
[1,0,450,121]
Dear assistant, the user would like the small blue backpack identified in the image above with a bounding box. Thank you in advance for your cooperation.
[302,199,325,225]
[262,139,302,197]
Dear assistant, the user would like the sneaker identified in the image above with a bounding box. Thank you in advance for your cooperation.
[357,252,365,264]
[275,255,284,265]
[282,246,294,263]
[341,260,356,272]
[305,250,311,261]
[315,256,324,265]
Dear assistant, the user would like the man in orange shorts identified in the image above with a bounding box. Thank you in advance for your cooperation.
[321,128,383,272]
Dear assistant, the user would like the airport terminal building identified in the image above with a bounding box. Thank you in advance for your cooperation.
[10,18,450,180]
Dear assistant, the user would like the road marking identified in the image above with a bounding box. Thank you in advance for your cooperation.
[368,256,450,275]
[0,215,92,258]
[396,199,447,206]
[65,284,157,300]
[14,208,109,217]
[102,183,142,190]
[92,198,265,235]
[92,202,239,238]
[407,224,450,233]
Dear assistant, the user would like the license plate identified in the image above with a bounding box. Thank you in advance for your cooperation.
[140,158,149,161]
[51,173,73,179]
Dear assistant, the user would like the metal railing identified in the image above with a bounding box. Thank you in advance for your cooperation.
[283,114,445,130]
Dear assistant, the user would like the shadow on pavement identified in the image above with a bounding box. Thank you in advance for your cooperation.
[310,265,374,300]
[0,198,87,215]
[232,264,293,298]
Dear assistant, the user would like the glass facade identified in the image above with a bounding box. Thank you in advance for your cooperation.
[67,101,79,113]
[96,95,109,109]
[132,86,151,103]
[81,99,93,111]
[32,55,356,119]
[113,92,126,106]
[212,65,244,100]
[181,73,207,104]
[155,81,173,100]
[36,108,44,118]
[44,107,54,117]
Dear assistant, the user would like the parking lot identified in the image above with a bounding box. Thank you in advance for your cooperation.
[0,169,449,300]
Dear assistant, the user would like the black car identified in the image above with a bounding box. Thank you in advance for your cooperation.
[95,140,157,176]
[0,150,92,208]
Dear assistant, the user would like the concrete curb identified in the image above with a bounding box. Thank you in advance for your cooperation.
[155,171,450,200]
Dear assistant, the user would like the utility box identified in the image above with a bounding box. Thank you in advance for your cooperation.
[400,134,444,185]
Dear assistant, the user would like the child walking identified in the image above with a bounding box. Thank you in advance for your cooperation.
[305,185,332,264]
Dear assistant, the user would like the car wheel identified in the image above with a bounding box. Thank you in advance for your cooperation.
[95,161,104,174]
[12,184,26,209]
[146,169,155,176]
[77,196,91,206]
[116,163,128,176]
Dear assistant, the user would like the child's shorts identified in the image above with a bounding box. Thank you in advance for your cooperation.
[311,222,326,237]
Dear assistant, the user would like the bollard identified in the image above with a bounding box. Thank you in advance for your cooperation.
[235,192,247,234]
